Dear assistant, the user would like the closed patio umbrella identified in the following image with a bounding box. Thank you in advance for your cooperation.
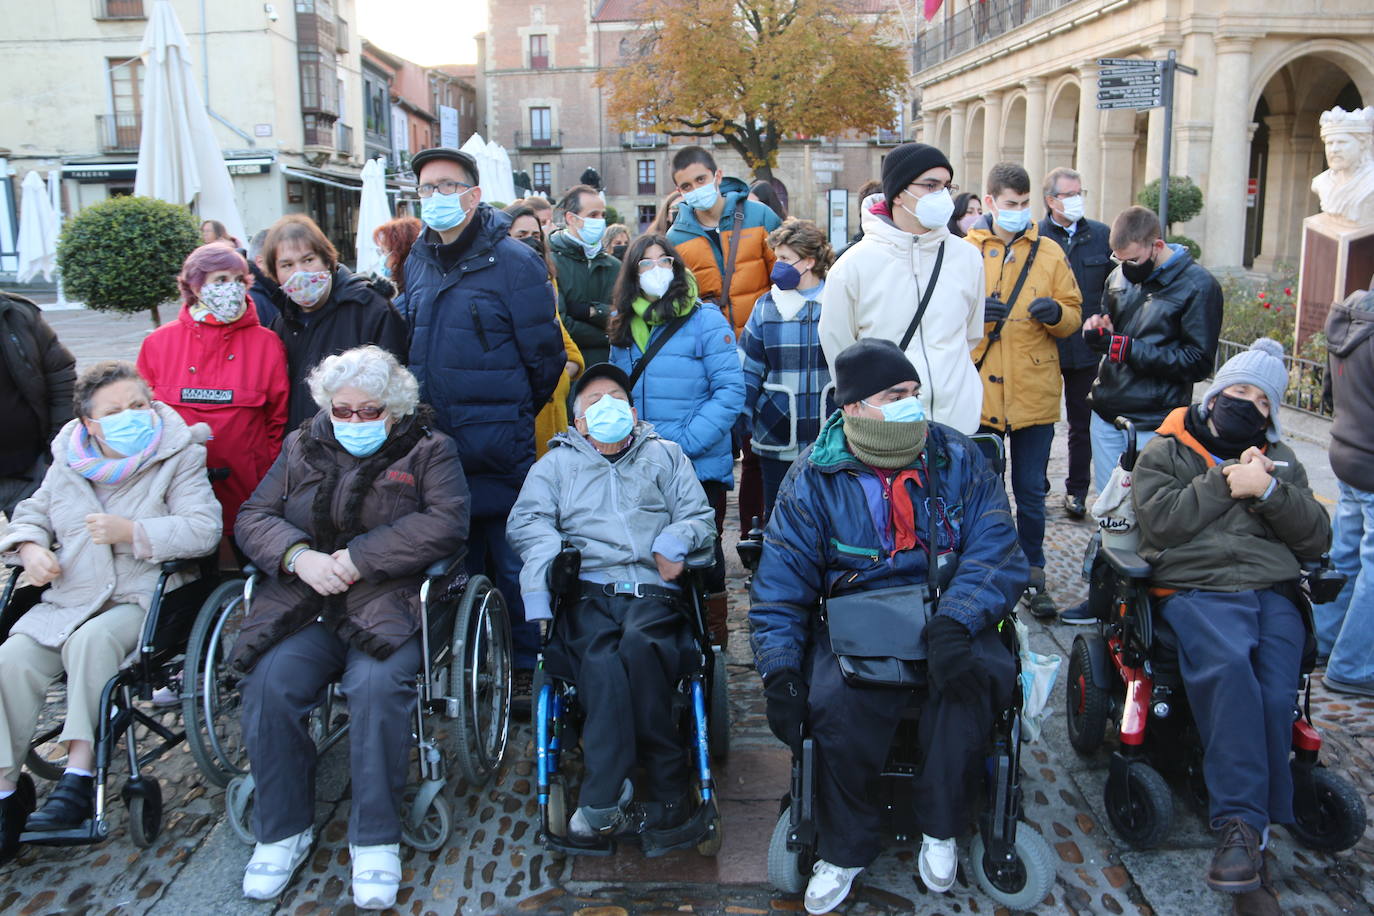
[354,158,391,276]
[133,0,246,244]
[16,171,59,283]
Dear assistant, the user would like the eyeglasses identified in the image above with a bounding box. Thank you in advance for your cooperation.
[907,180,959,195]
[416,179,474,199]
[637,255,675,273]
[331,404,386,420]
[1050,189,1089,200]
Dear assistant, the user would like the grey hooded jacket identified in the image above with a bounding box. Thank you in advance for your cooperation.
[506,421,715,621]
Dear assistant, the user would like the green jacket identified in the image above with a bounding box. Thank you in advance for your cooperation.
[1132,406,1330,592]
[548,229,620,366]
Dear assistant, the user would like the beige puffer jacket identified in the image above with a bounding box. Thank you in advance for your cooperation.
[0,402,222,650]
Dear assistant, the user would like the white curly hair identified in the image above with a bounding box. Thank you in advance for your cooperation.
[307,345,419,418]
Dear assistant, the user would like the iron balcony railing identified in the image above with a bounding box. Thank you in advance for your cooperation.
[1212,338,1330,418]
[96,113,141,153]
[514,129,564,150]
[914,0,1083,73]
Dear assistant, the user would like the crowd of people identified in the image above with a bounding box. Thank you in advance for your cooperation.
[0,137,1364,916]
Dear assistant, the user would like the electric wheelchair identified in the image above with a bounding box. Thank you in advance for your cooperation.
[534,541,728,858]
[1,555,219,850]
[1066,419,1368,853]
[180,549,515,852]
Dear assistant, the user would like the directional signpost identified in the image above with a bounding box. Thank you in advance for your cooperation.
[1097,52,1197,229]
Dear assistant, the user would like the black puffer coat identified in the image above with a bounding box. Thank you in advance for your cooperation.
[1324,289,1374,492]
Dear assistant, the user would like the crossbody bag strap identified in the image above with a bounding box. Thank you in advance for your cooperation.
[925,450,940,604]
[899,241,946,351]
[717,206,746,330]
[628,308,695,390]
[975,237,1041,371]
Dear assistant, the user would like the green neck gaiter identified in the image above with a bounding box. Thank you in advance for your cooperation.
[842,414,928,469]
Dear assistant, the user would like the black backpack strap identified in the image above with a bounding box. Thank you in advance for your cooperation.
[628,308,695,390]
[975,238,1041,371]
[900,241,946,352]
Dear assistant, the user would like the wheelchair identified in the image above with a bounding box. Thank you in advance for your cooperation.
[180,550,515,853]
[1065,418,1368,852]
[534,542,728,858]
[0,555,220,849]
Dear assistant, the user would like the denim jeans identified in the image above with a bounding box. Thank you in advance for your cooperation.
[981,423,1054,571]
[758,455,795,523]
[1090,413,1157,495]
[1315,480,1374,684]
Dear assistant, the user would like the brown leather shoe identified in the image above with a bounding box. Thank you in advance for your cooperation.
[1206,818,1263,893]
[1231,860,1280,915]
[705,593,729,646]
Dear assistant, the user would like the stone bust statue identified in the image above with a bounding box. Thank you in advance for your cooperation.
[1312,106,1374,226]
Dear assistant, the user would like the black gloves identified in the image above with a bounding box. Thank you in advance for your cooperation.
[982,297,1011,323]
[564,298,593,321]
[1028,297,1062,325]
[925,615,988,704]
[763,667,807,755]
[1083,325,1110,352]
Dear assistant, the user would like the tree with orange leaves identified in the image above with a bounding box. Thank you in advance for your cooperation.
[598,0,909,182]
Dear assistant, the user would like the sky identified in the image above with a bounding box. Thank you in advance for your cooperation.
[356,0,487,66]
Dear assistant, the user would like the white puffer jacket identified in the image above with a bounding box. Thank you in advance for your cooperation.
[819,206,986,433]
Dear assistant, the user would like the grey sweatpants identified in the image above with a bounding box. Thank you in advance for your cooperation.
[240,623,421,845]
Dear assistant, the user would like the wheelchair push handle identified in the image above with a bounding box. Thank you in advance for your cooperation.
[1113,416,1140,472]
[737,516,765,573]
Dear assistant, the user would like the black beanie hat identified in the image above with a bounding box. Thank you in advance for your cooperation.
[881,142,955,207]
[834,339,921,406]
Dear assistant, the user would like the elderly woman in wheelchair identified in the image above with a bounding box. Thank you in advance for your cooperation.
[231,346,468,908]
[507,363,720,851]
[1128,340,1334,905]
[0,361,221,862]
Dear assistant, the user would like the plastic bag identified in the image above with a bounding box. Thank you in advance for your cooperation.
[1013,615,1062,743]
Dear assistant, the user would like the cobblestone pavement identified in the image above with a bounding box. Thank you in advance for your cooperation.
[0,307,1370,915]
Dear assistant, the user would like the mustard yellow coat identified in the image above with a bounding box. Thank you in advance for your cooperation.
[535,321,584,457]
[966,222,1083,431]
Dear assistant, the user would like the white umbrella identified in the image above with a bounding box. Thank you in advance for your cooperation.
[354,158,391,275]
[16,171,59,283]
[484,140,517,205]
[47,169,67,305]
[133,0,246,244]
[461,133,498,201]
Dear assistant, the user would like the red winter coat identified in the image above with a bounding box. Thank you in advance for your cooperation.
[137,301,289,534]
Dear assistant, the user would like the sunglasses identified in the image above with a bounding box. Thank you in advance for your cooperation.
[331,405,385,420]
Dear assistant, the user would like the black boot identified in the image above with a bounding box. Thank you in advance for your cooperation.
[24,772,95,833]
[1,775,37,864]
[640,791,692,832]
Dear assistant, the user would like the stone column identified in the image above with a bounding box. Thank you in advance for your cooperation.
[949,102,967,182]
[1204,36,1255,269]
[1099,129,1139,226]
[1024,77,1048,189]
[1076,62,1103,220]
[981,90,1004,186]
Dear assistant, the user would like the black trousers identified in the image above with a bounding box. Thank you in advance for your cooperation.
[547,593,697,807]
[1061,365,1096,500]
[806,625,1016,867]
[700,480,728,593]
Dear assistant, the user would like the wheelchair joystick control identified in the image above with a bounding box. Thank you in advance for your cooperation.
[737,516,764,573]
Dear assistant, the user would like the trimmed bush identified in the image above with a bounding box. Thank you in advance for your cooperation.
[1168,234,1201,261]
[57,196,201,326]
[1136,176,1204,229]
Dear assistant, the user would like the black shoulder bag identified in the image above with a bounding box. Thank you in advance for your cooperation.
[824,457,943,688]
[628,308,695,389]
[975,238,1040,371]
[899,241,946,351]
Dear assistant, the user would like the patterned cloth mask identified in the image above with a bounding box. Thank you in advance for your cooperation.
[282,269,332,308]
[192,280,248,324]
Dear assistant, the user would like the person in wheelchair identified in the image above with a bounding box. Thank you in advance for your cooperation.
[0,361,222,862]
[1131,338,1331,902]
[231,346,468,908]
[507,362,716,842]
[749,339,1025,914]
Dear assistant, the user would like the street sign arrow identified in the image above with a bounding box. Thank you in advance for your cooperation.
[1097,98,1161,110]
[1099,75,1162,88]
[1099,66,1162,78]
[1098,90,1163,101]
[1096,57,1160,68]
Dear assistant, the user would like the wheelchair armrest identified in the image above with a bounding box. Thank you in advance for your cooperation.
[160,557,201,576]
[684,543,716,571]
[1102,546,1152,580]
[425,549,468,580]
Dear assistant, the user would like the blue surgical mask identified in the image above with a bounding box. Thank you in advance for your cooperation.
[97,408,157,457]
[994,206,1031,235]
[771,261,802,291]
[576,216,606,246]
[639,265,674,300]
[683,182,720,211]
[332,418,389,457]
[583,394,634,444]
[420,188,470,232]
[863,395,926,424]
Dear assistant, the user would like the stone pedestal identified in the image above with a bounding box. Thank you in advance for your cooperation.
[1297,213,1374,346]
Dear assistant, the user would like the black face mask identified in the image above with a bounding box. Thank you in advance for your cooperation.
[1120,256,1154,285]
[611,244,628,260]
[519,234,545,256]
[1210,393,1270,444]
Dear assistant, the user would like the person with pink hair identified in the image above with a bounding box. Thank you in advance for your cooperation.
[136,244,289,539]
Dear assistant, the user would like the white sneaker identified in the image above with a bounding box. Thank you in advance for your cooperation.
[242,827,313,900]
[805,859,863,914]
[919,833,958,892]
[350,843,401,910]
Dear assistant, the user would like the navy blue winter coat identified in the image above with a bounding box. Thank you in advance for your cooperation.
[405,205,566,518]
[748,415,1027,679]
[1039,215,1114,370]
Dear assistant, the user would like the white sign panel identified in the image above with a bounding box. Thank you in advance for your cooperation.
[827,188,848,251]
[439,105,459,148]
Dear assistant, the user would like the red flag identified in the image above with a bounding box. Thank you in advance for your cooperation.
[924,0,943,19]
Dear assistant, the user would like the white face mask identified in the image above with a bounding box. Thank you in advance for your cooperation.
[900,188,955,231]
[639,265,674,300]
[1059,195,1085,223]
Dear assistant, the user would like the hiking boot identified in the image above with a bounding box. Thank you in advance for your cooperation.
[1232,860,1280,915]
[640,791,692,832]
[24,772,95,832]
[1023,586,1058,620]
[1064,493,1087,519]
[0,774,36,865]
[1206,818,1263,893]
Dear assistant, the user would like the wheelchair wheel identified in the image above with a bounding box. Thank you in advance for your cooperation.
[183,578,250,787]
[400,783,452,852]
[767,807,809,893]
[1066,637,1110,755]
[708,650,730,762]
[1287,764,1367,852]
[969,826,1056,910]
[225,773,256,845]
[545,779,568,838]
[450,575,513,786]
[24,726,66,782]
[122,777,163,849]
[1105,760,1173,848]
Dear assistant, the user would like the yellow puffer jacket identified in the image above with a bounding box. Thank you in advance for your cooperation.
[534,321,584,457]
[966,221,1083,430]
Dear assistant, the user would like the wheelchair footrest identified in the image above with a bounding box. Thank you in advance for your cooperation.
[20,819,106,846]
[640,799,717,858]
[542,833,618,857]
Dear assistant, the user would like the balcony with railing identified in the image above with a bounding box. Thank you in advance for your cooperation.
[93,0,144,19]
[872,126,905,146]
[914,0,1082,74]
[514,129,564,150]
[622,130,668,149]
[97,113,141,153]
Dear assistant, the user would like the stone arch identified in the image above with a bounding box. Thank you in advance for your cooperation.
[935,110,952,153]
[1001,90,1028,163]
[1246,39,1374,118]
[1045,75,1080,172]
[965,101,987,189]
